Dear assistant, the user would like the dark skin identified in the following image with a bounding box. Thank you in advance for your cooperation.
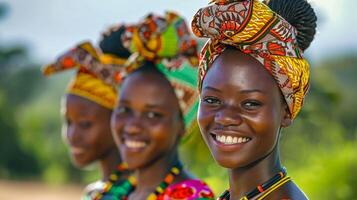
[111,70,192,200]
[62,94,121,181]
[198,49,308,200]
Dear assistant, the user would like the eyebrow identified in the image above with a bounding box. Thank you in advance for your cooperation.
[203,86,264,94]
[202,86,221,92]
[239,89,264,94]
[119,99,162,109]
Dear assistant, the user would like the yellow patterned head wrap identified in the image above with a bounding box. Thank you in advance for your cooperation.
[192,0,310,119]
[42,41,127,110]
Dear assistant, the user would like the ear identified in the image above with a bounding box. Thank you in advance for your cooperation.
[281,105,292,128]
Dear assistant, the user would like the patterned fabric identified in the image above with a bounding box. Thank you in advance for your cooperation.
[122,11,198,70]
[115,11,200,133]
[191,0,310,119]
[42,41,127,109]
[159,179,215,200]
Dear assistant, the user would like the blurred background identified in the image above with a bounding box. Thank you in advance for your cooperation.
[0,0,356,199]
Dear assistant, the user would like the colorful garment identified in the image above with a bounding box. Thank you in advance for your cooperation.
[113,11,200,134]
[191,0,310,119]
[107,163,214,200]
[42,41,126,109]
[159,179,214,200]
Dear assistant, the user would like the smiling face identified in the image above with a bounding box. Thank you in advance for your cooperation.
[62,94,116,168]
[111,67,184,170]
[198,48,291,168]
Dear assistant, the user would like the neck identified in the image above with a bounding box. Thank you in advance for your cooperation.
[134,149,180,193]
[99,147,122,181]
[228,145,282,199]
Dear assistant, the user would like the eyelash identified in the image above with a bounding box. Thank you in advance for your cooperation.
[146,111,163,119]
[115,106,131,115]
[202,96,222,105]
[241,100,262,110]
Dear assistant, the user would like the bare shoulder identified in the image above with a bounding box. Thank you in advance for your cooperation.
[261,180,309,200]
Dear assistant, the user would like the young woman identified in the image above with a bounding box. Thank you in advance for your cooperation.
[108,12,215,199]
[43,41,130,199]
[191,0,317,199]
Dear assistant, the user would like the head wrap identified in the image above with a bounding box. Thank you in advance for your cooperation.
[42,41,126,109]
[112,11,199,132]
[192,0,310,119]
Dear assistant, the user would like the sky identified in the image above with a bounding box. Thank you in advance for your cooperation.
[0,0,355,63]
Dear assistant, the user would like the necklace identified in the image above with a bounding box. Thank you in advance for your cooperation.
[92,162,129,200]
[117,162,183,200]
[218,168,291,200]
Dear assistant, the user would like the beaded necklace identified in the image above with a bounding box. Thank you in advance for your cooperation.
[116,162,183,200]
[93,163,129,200]
[218,168,291,200]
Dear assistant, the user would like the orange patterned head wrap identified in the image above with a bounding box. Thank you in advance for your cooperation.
[192,0,310,119]
[42,41,126,109]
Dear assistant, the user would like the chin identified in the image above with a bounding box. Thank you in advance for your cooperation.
[211,152,246,169]
[71,156,92,169]
[213,156,237,169]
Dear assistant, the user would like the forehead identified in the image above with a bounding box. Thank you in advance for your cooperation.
[119,72,179,109]
[64,94,104,115]
[202,49,278,92]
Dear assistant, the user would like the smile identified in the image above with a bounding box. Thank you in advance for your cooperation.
[216,135,251,145]
[124,139,147,149]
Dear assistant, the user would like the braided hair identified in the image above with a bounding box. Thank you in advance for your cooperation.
[267,0,317,51]
[99,25,131,58]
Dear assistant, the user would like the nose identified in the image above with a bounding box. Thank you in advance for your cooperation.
[65,125,80,145]
[123,115,142,135]
[214,105,243,127]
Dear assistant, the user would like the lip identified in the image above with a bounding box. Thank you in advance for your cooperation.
[209,130,252,152]
[121,137,149,153]
[211,129,251,138]
[70,146,86,155]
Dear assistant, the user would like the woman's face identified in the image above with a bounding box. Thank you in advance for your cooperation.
[198,49,291,169]
[62,94,116,168]
[111,71,183,170]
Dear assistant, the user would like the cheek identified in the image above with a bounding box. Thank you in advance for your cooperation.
[110,115,125,143]
[197,103,214,134]
[149,121,178,149]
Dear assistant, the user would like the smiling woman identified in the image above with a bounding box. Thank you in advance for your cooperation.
[42,42,131,199]
[102,11,215,200]
[192,0,317,199]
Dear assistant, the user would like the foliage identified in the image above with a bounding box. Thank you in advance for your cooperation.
[1,7,356,198]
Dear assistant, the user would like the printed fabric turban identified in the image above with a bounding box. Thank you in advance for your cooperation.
[191,0,310,119]
[114,11,199,133]
[42,41,127,110]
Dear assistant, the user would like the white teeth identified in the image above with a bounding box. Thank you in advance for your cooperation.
[227,136,233,143]
[125,140,147,148]
[221,135,226,142]
[238,137,243,143]
[216,135,250,145]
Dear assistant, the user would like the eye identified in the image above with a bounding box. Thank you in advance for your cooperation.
[241,100,262,110]
[146,111,163,119]
[115,106,131,115]
[202,96,222,106]
[79,121,92,129]
[65,118,71,126]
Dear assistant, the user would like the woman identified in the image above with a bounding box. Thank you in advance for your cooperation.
[42,41,130,199]
[108,12,215,199]
[191,0,317,199]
